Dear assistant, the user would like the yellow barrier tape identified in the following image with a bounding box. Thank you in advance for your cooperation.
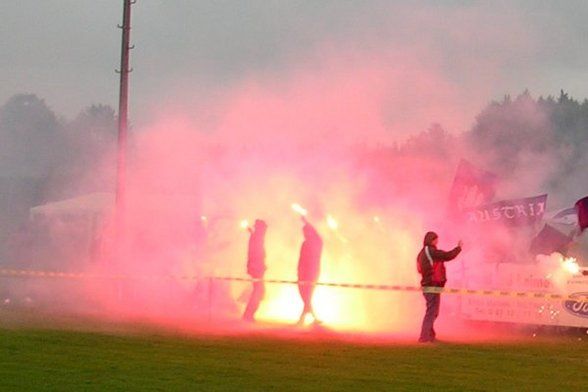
[1,268,587,302]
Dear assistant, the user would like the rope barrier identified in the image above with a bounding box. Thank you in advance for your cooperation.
[1,268,587,302]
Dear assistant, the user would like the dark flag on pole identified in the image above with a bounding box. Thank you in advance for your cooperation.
[576,196,588,232]
[530,223,572,256]
[447,159,497,218]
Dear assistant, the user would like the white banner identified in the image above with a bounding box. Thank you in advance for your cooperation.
[460,263,588,327]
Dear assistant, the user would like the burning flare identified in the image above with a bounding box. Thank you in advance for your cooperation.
[326,214,339,231]
[291,203,308,217]
[562,257,580,275]
[239,219,250,230]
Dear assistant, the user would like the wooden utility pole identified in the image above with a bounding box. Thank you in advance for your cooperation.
[116,0,134,230]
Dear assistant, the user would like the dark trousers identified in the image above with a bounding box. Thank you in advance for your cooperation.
[243,279,265,320]
[419,292,441,341]
[298,282,316,313]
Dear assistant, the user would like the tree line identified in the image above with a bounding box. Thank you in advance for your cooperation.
[1,89,587,219]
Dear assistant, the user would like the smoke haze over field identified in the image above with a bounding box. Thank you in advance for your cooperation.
[1,1,588,336]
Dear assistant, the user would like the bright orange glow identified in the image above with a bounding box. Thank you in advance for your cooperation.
[237,203,423,331]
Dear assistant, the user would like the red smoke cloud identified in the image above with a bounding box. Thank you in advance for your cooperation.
[82,48,487,336]
[30,7,555,340]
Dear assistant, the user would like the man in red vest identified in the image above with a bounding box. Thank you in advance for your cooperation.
[417,231,462,342]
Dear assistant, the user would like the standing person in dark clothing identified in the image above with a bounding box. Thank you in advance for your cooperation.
[297,222,323,325]
[417,231,462,342]
[243,219,268,322]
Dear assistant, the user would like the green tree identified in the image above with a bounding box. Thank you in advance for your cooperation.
[0,94,66,178]
[61,104,118,192]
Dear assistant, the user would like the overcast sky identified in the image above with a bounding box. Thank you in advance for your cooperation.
[1,0,587,130]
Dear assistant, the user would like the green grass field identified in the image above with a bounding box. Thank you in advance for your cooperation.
[1,320,587,392]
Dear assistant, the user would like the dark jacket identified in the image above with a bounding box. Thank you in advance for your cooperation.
[247,230,266,278]
[417,245,461,287]
[298,225,323,281]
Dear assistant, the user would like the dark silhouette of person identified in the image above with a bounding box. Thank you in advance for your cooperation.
[242,219,268,322]
[417,231,462,342]
[297,221,323,325]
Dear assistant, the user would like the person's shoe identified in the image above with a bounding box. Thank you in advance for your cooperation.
[418,337,433,343]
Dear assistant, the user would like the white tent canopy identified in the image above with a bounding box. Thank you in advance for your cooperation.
[29,192,201,220]
[29,193,114,219]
